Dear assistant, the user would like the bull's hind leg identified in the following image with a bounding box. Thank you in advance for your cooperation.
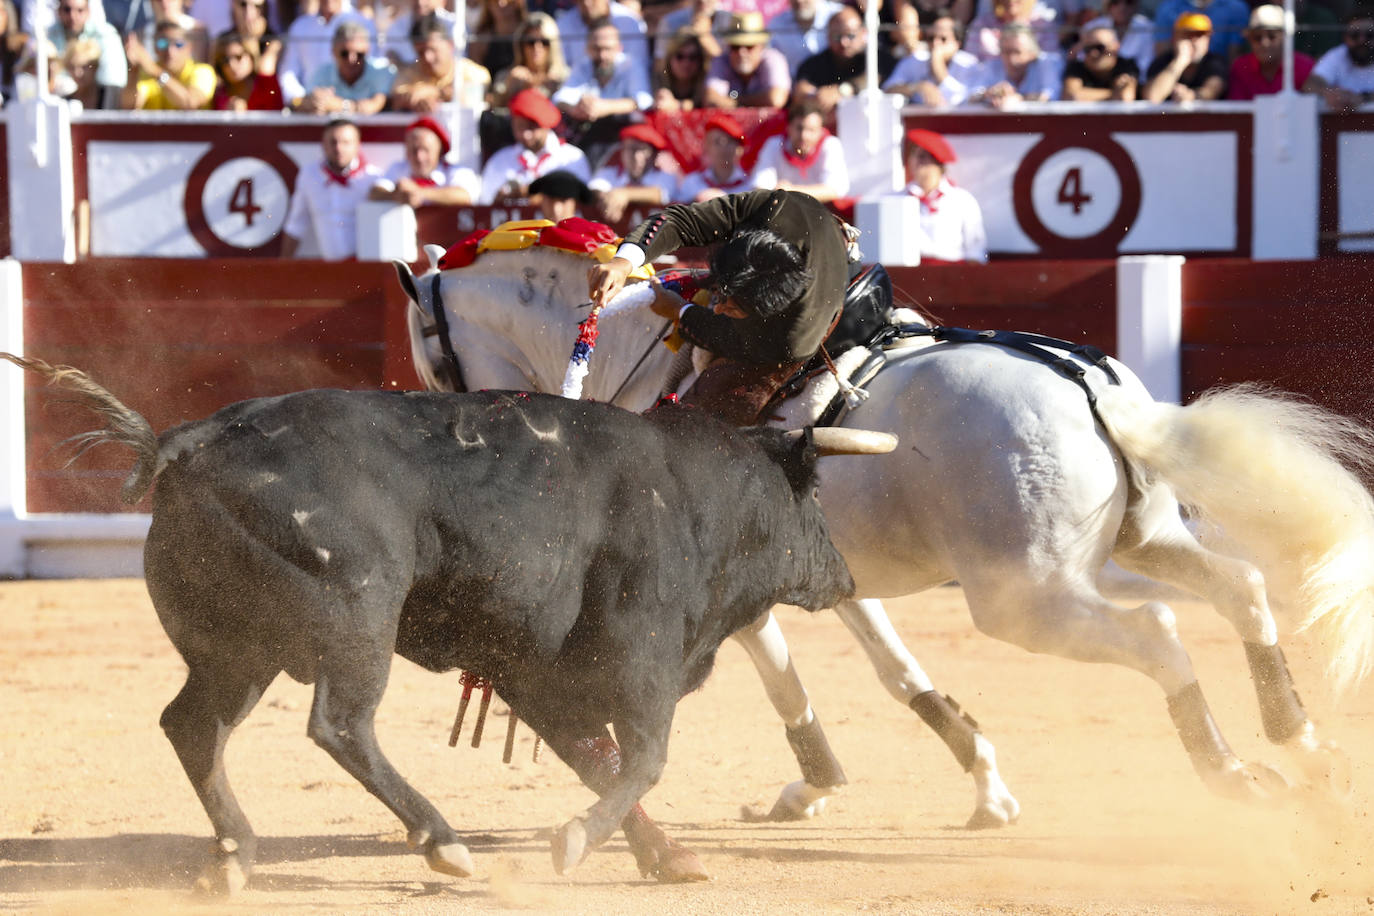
[160,654,280,895]
[306,651,474,879]
[1112,486,1348,793]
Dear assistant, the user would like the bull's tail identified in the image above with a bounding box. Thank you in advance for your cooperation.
[1094,382,1374,695]
[1,352,159,504]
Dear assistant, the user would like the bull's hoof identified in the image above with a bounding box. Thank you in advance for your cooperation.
[192,837,248,897]
[649,846,710,884]
[425,842,475,878]
[551,817,589,875]
[1200,757,1290,803]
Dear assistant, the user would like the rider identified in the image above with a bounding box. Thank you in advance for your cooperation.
[587,189,851,425]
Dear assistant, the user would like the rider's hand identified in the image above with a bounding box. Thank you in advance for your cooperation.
[588,257,633,307]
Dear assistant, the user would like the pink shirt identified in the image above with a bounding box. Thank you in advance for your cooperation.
[1226,52,1315,100]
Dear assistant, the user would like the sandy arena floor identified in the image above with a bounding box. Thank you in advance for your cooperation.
[2,578,1372,915]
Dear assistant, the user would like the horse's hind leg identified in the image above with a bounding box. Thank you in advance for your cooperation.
[306,633,474,880]
[833,598,1020,829]
[1112,486,1348,792]
[160,653,280,895]
[963,571,1284,803]
[731,612,850,821]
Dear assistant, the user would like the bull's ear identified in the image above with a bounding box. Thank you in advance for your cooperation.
[392,260,419,305]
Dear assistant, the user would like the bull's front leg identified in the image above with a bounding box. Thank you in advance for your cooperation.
[556,734,709,882]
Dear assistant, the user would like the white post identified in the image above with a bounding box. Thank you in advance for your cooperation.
[1252,92,1319,260]
[8,97,77,262]
[0,258,27,575]
[837,92,905,200]
[356,200,418,262]
[1116,255,1184,404]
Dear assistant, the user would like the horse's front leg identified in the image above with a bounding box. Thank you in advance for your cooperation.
[731,611,848,821]
[834,597,1020,829]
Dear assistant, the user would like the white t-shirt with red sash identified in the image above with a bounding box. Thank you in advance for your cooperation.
[283,154,383,261]
[374,159,483,201]
[899,175,988,263]
[748,132,850,198]
[477,134,591,205]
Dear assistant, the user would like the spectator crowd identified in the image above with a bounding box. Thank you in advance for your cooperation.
[3,0,1367,260]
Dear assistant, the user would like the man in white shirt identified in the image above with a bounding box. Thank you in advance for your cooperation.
[749,98,849,201]
[1302,10,1374,109]
[281,119,383,261]
[882,11,981,107]
[587,123,679,222]
[672,111,752,202]
[479,88,592,205]
[370,117,481,207]
[893,128,987,263]
[768,0,844,74]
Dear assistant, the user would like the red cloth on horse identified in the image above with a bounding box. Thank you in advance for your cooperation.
[437,229,491,270]
[537,218,619,254]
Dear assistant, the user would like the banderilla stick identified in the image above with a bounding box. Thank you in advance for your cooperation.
[470,683,494,748]
[449,682,474,748]
[502,709,518,764]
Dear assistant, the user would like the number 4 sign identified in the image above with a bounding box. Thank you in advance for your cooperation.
[184,146,301,256]
[1013,136,1142,257]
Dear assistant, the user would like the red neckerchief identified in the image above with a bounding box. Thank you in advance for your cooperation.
[322,155,368,188]
[411,175,438,187]
[780,130,830,180]
[519,137,557,177]
[908,177,949,214]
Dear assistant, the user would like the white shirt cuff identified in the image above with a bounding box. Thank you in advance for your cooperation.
[615,243,646,269]
[678,303,693,319]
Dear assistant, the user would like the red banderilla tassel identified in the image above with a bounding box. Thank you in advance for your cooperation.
[449,671,491,748]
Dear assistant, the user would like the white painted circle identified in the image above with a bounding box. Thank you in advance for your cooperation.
[200,157,292,249]
[1028,148,1122,240]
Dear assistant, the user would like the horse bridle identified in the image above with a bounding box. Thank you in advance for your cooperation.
[428,273,465,393]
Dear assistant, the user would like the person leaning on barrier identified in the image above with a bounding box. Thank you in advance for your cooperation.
[1143,11,1227,102]
[296,20,394,115]
[46,0,125,109]
[586,188,852,426]
[704,11,791,110]
[1061,24,1138,100]
[127,20,216,109]
[1301,6,1374,111]
[369,116,481,208]
[587,122,679,222]
[881,9,981,108]
[281,118,382,261]
[1228,4,1315,100]
[389,12,491,113]
[892,128,987,263]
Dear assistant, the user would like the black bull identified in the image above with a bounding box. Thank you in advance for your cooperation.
[5,353,896,893]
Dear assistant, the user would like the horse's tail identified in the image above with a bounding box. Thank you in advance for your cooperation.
[1,352,159,504]
[1094,381,1374,694]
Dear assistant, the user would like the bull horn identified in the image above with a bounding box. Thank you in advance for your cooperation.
[424,244,446,272]
[786,428,898,455]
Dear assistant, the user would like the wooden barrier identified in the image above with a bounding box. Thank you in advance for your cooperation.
[19,259,418,514]
[14,256,1374,519]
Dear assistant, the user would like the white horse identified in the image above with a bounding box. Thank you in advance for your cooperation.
[393,243,1374,835]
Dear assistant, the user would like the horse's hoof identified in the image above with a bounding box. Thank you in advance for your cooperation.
[1202,758,1290,803]
[744,780,833,822]
[965,798,1019,830]
[651,846,710,883]
[425,842,475,878]
[1289,735,1353,797]
[191,838,248,897]
[551,817,589,875]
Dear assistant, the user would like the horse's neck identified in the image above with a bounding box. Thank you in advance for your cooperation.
[440,247,676,409]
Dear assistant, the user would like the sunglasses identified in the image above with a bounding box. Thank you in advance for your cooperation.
[57,4,87,12]
[236,0,265,7]
[673,48,701,60]
[338,49,367,62]
[1251,29,1282,42]
[154,37,187,50]
[521,36,551,46]
[1082,42,1114,54]
[1347,27,1374,41]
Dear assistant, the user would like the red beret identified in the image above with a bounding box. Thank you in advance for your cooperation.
[509,88,561,129]
[703,112,746,144]
[905,128,956,165]
[619,122,668,150]
[407,116,451,157]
